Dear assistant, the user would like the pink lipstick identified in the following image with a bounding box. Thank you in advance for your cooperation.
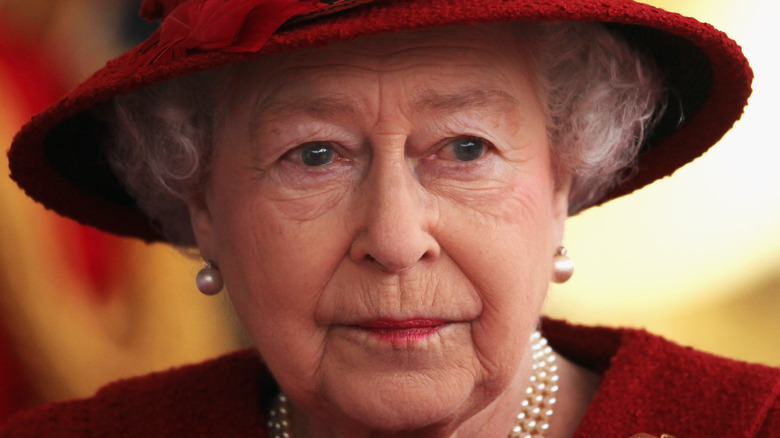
[357,318,447,343]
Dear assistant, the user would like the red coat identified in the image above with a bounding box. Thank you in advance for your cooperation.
[2,319,778,437]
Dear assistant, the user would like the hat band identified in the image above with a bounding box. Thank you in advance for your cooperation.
[138,0,375,65]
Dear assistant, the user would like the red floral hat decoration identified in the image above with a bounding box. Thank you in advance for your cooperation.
[7,0,752,242]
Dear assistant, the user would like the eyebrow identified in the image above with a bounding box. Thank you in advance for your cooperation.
[251,94,360,128]
[249,87,522,135]
[412,88,521,114]
[247,93,358,140]
[269,95,359,117]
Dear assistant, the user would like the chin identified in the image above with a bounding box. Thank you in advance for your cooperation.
[341,398,464,433]
[317,369,482,434]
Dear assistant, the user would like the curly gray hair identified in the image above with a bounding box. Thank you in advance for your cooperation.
[104,22,665,246]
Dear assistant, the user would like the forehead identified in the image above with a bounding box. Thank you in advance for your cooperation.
[227,23,538,110]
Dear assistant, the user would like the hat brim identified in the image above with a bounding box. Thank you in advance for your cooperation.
[7,0,752,242]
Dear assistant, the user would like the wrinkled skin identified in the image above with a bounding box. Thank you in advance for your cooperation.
[189,24,588,438]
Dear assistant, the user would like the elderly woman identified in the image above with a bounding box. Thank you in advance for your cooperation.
[3,0,779,436]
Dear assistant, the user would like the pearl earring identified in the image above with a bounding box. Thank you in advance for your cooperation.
[552,246,574,284]
[196,260,224,295]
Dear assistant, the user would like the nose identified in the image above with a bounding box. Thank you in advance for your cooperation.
[348,151,440,272]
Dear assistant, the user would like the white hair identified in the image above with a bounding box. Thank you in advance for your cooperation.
[104,22,665,246]
[526,23,665,212]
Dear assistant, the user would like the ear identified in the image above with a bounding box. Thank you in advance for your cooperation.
[187,193,217,260]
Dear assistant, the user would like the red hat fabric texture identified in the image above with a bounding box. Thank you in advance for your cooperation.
[7,0,753,242]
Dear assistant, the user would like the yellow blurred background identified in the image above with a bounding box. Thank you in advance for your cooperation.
[545,0,780,366]
[0,0,777,420]
[0,0,245,417]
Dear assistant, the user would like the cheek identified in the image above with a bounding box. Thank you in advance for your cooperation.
[207,144,354,298]
[205,169,355,378]
[215,199,349,311]
[433,171,556,366]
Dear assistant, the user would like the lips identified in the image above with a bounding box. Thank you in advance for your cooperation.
[356,318,447,343]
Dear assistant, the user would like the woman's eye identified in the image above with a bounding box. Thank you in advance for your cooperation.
[442,137,486,162]
[299,143,334,167]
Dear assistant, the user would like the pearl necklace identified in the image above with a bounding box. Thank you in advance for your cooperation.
[267,330,558,438]
[508,331,559,437]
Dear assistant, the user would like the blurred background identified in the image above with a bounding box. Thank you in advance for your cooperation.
[0,0,777,423]
[545,0,780,364]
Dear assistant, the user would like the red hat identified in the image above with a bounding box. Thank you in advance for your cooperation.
[7,0,752,242]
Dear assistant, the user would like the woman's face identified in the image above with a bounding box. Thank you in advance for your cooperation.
[190,25,570,435]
